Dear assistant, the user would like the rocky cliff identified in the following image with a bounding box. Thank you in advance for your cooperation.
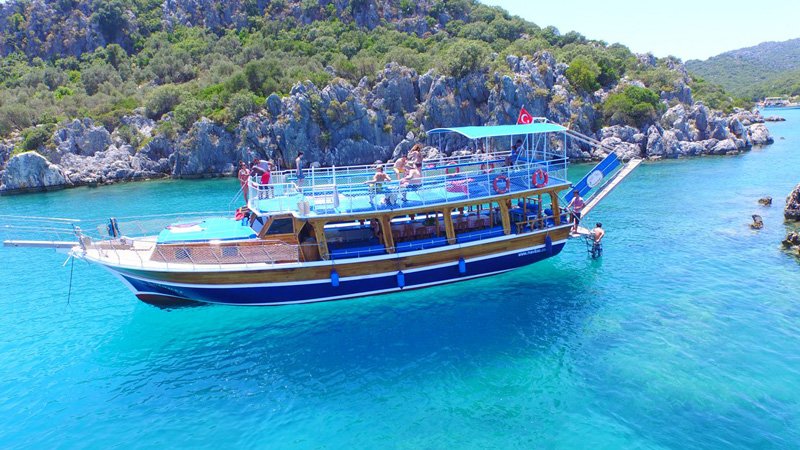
[0,52,774,195]
[0,0,454,60]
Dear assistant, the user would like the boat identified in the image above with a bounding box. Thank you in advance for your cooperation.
[2,119,640,306]
[761,97,800,109]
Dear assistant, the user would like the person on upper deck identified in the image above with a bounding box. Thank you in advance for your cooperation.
[295,152,306,192]
[408,143,424,166]
[400,162,423,202]
[393,153,408,179]
[567,189,585,233]
[505,139,523,166]
[260,159,275,198]
[365,165,392,205]
[237,161,250,202]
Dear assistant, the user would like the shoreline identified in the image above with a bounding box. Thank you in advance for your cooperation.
[0,143,776,197]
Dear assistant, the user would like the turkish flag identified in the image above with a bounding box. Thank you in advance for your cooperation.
[517,106,533,124]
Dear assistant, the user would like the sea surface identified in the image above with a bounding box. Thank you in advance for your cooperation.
[1,111,799,449]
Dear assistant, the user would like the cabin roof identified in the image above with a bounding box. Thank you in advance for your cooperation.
[427,123,567,140]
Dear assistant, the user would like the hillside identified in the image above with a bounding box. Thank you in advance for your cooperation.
[0,0,770,194]
[686,38,800,99]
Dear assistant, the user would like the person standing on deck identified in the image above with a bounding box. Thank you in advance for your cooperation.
[408,143,424,166]
[238,161,250,202]
[393,153,408,179]
[250,158,266,199]
[505,139,523,166]
[295,152,306,192]
[567,189,585,233]
[260,160,274,198]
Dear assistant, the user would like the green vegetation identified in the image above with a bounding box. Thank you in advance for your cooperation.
[0,0,725,140]
[686,38,800,99]
[603,85,664,128]
[690,76,752,113]
[565,56,600,92]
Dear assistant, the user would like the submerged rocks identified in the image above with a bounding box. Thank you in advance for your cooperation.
[0,151,68,193]
[782,231,800,248]
[751,214,764,230]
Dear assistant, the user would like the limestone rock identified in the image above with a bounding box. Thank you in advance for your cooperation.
[710,139,738,155]
[749,123,774,146]
[1,151,68,193]
[52,118,112,161]
[785,184,800,221]
[172,119,237,177]
[0,140,13,167]
[597,137,641,160]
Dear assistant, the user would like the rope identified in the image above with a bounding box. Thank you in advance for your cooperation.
[66,255,75,307]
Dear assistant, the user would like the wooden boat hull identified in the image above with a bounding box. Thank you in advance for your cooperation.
[100,226,570,306]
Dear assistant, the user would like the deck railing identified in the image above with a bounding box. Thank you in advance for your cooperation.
[247,156,568,216]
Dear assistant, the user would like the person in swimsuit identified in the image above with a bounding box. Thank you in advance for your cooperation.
[237,161,250,202]
[365,165,392,205]
[393,153,408,179]
[591,222,604,258]
[400,162,423,202]
[567,189,585,233]
[408,143,423,166]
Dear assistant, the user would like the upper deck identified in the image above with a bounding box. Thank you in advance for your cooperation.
[246,122,571,218]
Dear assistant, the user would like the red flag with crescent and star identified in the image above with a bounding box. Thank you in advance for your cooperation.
[517,106,533,124]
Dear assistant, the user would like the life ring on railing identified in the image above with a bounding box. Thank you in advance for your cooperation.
[480,162,495,173]
[492,175,510,194]
[445,162,460,176]
[532,169,549,188]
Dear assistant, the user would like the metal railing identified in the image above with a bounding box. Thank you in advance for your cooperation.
[247,156,569,216]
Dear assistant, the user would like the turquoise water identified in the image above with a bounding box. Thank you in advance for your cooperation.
[2,112,800,449]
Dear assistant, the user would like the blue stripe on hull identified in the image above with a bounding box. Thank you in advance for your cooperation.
[120,243,565,306]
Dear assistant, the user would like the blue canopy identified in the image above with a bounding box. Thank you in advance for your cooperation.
[427,123,567,140]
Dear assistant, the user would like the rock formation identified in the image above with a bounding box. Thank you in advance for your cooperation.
[1,151,68,194]
[785,184,800,221]
[0,54,776,194]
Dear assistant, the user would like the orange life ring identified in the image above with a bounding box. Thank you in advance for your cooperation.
[480,162,495,173]
[533,169,549,188]
[492,175,510,194]
[445,162,460,176]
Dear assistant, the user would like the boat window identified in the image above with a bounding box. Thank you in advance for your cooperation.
[389,210,448,253]
[508,194,561,233]
[451,202,503,243]
[324,218,385,259]
[266,218,294,235]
